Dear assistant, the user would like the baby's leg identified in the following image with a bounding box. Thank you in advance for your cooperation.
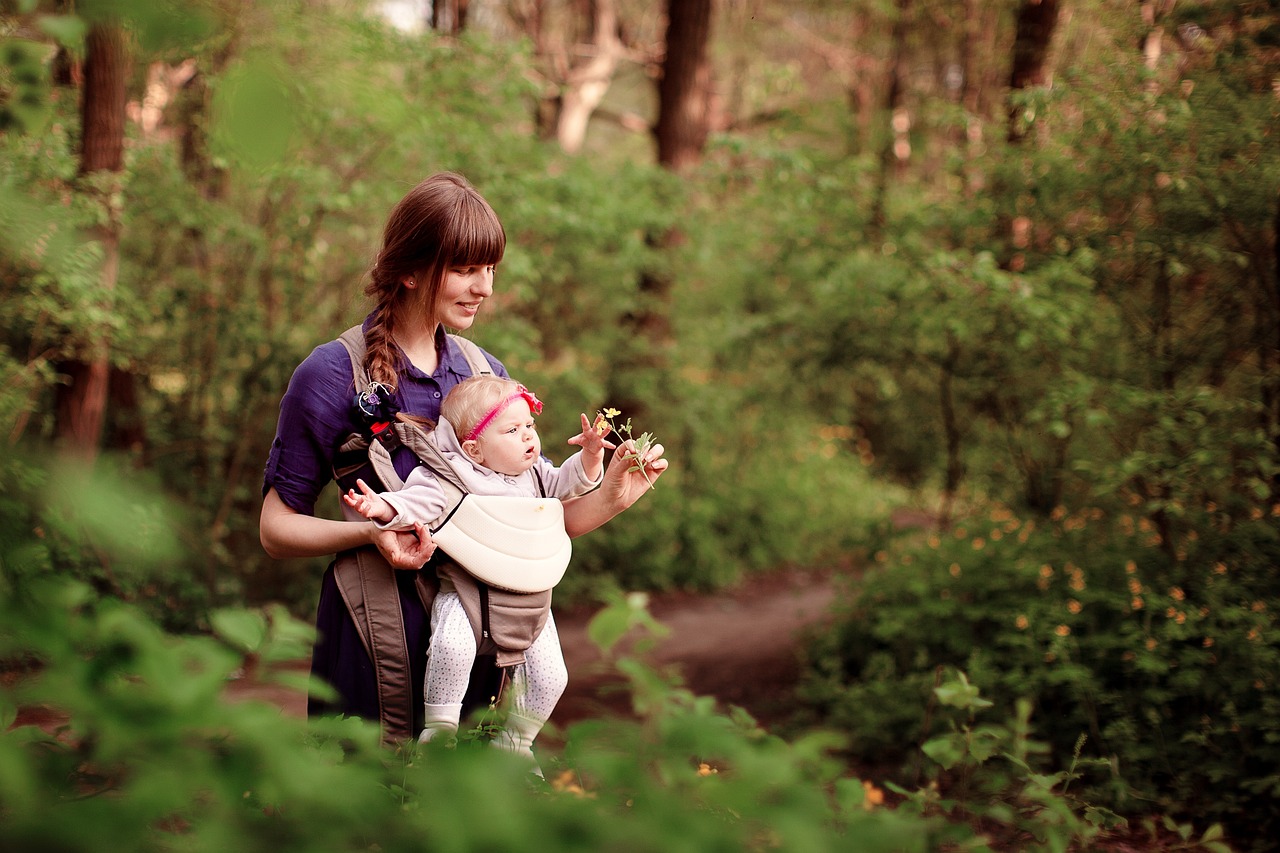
[420,592,478,743]
[495,614,567,773]
[508,614,568,723]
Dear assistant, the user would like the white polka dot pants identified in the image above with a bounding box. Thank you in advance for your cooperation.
[424,592,568,726]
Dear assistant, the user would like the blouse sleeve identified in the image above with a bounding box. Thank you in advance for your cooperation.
[262,341,357,516]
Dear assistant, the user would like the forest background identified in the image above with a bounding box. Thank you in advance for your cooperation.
[1,0,1278,850]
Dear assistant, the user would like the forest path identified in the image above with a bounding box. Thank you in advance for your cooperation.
[225,565,846,732]
[552,566,841,730]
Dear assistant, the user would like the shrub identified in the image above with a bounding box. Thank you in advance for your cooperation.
[797,501,1280,850]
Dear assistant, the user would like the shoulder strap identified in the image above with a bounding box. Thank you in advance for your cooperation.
[338,325,370,392]
[446,333,493,377]
[338,325,493,389]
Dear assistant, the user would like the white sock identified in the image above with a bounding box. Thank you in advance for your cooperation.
[491,712,544,777]
[418,702,462,744]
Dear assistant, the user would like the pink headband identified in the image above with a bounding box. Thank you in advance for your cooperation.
[464,385,543,441]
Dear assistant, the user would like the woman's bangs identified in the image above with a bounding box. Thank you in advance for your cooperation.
[446,198,506,266]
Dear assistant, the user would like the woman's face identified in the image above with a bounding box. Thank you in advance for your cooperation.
[434,263,495,330]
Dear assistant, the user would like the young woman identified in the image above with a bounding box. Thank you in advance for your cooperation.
[259,172,667,741]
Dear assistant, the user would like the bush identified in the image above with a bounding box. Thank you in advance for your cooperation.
[797,500,1280,850]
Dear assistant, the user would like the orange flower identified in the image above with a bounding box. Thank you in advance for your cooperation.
[862,780,885,810]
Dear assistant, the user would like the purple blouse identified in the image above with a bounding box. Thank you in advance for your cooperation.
[263,318,508,514]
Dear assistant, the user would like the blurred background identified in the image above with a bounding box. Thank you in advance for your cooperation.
[2,1,1278,843]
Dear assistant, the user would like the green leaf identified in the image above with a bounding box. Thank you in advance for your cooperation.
[922,733,967,770]
[210,608,268,654]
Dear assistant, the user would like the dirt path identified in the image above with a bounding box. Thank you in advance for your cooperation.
[226,566,843,731]
[553,566,840,729]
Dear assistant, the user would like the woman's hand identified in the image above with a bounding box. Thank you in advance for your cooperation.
[602,438,668,512]
[372,521,437,569]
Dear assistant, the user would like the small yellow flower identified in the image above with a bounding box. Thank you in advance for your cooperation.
[1214,562,1227,575]
[1055,624,1071,637]
[1068,600,1082,614]
[972,537,986,550]
[1016,615,1029,630]
[1125,560,1137,574]
[1039,564,1054,578]
[949,563,962,577]
[550,769,596,798]
[1170,586,1185,601]
[1248,628,1261,642]
[697,763,718,777]
[1175,611,1186,624]
[603,407,621,418]
[1203,637,1214,648]
[1128,578,1143,595]
[927,534,941,549]
[990,528,1004,541]
[1132,596,1144,610]
[1252,601,1267,613]
[1146,637,1158,650]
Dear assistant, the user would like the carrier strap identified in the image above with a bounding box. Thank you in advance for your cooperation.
[329,324,494,744]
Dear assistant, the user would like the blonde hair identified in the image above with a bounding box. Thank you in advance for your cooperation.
[363,172,505,390]
[442,375,531,439]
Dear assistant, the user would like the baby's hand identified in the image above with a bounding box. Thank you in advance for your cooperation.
[343,478,393,523]
[567,412,616,480]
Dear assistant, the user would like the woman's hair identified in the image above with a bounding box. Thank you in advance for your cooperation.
[442,375,528,440]
[364,172,506,389]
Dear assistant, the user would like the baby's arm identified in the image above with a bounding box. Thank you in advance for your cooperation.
[566,412,616,482]
[343,478,395,523]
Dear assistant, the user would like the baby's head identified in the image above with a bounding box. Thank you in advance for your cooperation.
[444,375,544,476]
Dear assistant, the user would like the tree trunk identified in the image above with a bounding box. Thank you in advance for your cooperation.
[1006,0,1060,142]
[654,0,713,172]
[53,22,129,462]
[556,0,625,153]
[869,0,912,240]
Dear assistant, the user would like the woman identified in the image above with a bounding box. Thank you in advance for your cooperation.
[259,172,667,741]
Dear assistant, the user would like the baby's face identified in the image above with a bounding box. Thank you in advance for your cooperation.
[468,398,541,476]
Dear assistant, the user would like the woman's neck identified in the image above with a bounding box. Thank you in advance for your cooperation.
[393,322,441,375]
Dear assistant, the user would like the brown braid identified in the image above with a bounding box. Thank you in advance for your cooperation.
[362,172,505,392]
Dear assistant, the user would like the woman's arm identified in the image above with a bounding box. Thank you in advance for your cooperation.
[260,487,437,568]
[562,439,668,538]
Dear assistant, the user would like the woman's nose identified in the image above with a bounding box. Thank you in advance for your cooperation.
[473,267,494,296]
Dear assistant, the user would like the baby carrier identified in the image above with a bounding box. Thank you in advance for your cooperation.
[328,325,568,743]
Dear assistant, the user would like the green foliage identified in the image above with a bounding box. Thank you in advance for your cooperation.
[799,502,1279,850]
[1,569,945,851]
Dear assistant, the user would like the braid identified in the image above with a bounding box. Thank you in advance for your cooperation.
[363,307,400,392]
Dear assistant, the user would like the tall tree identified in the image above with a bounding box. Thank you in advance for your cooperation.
[556,0,625,153]
[653,0,712,171]
[53,20,129,461]
[1006,0,1060,142]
